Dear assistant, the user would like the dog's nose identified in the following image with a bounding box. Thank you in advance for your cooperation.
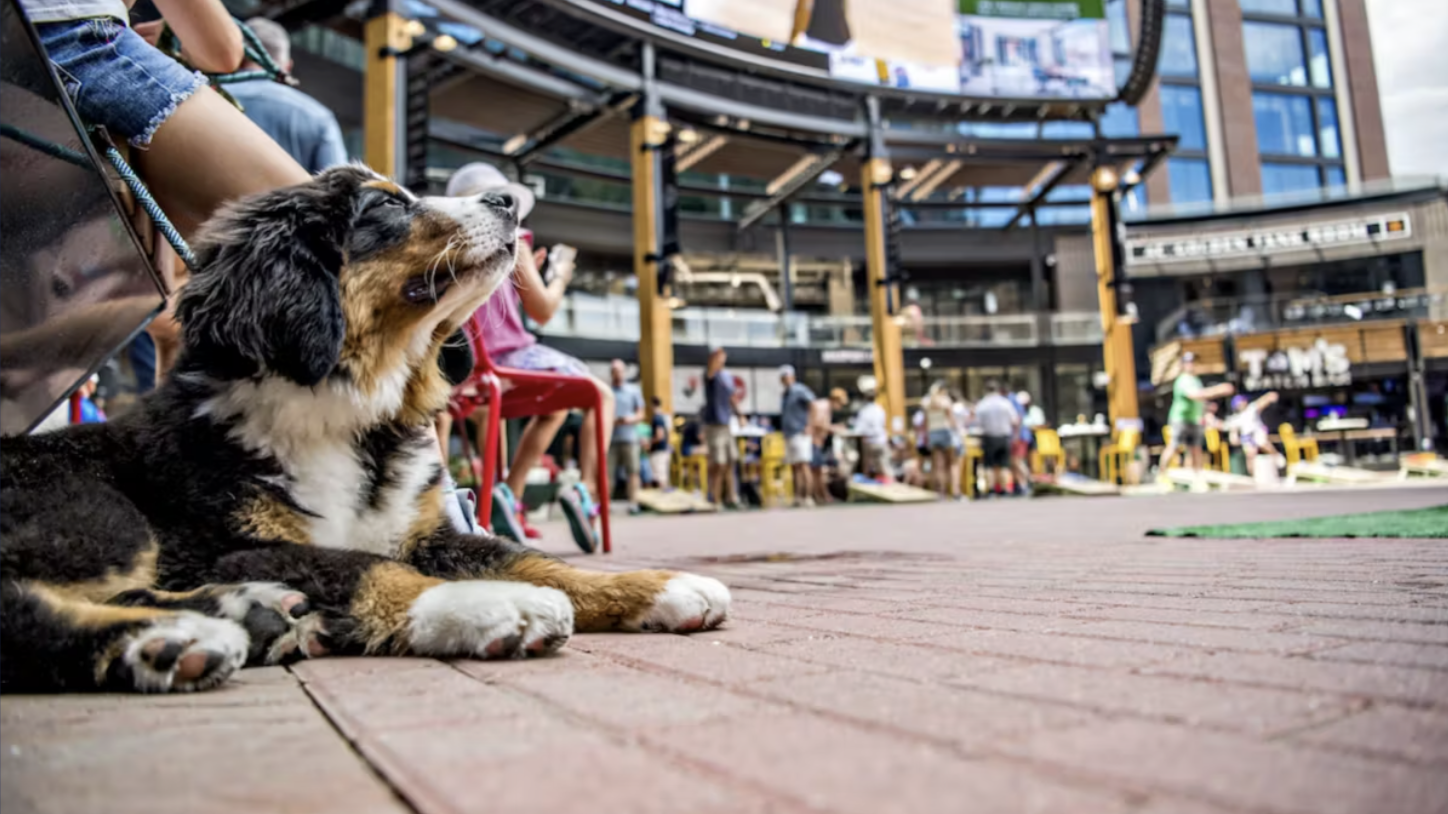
[478,191,516,217]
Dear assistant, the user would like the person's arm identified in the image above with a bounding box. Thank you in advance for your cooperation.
[150,0,245,74]
[619,391,645,426]
[1186,381,1236,402]
[1250,391,1279,413]
[515,246,571,326]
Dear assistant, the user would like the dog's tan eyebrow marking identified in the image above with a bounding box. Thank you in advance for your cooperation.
[363,180,409,198]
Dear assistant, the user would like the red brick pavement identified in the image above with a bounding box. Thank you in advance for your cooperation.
[3,487,1447,814]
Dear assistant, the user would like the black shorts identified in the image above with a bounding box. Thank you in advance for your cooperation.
[981,435,1011,469]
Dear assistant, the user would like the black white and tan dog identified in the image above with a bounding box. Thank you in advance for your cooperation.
[0,165,730,693]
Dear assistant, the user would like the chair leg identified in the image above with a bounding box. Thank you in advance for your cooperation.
[591,395,611,555]
[477,383,503,529]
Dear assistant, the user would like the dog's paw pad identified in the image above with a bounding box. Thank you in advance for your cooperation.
[215,582,325,665]
[407,581,574,659]
[119,614,248,693]
[638,573,731,633]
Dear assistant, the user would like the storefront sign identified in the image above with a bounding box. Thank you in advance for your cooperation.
[1283,291,1444,323]
[820,348,874,365]
[1127,213,1411,266]
[1239,339,1352,391]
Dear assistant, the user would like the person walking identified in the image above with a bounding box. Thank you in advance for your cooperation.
[922,381,959,500]
[778,365,817,507]
[974,381,1020,497]
[608,359,646,515]
[703,346,742,509]
[648,396,673,490]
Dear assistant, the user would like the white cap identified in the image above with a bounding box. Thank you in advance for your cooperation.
[778,364,795,378]
[444,162,535,219]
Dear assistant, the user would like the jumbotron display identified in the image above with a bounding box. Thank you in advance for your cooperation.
[578,0,1114,98]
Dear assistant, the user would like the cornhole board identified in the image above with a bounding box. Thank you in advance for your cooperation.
[1400,455,1448,478]
[637,489,717,514]
[1286,462,1395,486]
[1032,473,1120,497]
[1163,468,1258,491]
[846,481,938,503]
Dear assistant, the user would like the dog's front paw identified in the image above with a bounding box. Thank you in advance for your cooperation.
[637,573,731,633]
[112,613,249,693]
[407,581,574,659]
[213,582,327,666]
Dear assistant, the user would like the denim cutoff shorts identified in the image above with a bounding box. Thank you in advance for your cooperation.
[37,17,206,147]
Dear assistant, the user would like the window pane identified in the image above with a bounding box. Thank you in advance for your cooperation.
[1239,0,1298,14]
[1107,0,1131,54]
[1307,28,1332,87]
[1041,121,1095,138]
[1167,158,1213,204]
[1317,97,1341,158]
[1261,163,1322,196]
[1253,92,1317,156]
[1114,56,1133,86]
[1159,84,1207,150]
[1301,0,1323,17]
[1100,102,1139,137]
[1165,0,1188,6]
[1244,21,1308,85]
[1160,14,1198,77]
[1324,165,1346,189]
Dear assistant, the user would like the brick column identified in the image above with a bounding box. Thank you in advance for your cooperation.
[1335,0,1390,181]
[1203,0,1260,197]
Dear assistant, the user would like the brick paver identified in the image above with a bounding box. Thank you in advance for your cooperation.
[3,486,1447,814]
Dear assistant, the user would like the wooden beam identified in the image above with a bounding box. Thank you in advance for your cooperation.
[364,11,408,177]
[1091,166,1139,425]
[862,157,905,432]
[631,115,674,417]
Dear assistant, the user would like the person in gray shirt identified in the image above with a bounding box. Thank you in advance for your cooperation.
[973,380,1021,498]
[608,359,646,514]
[778,365,816,507]
[227,18,348,174]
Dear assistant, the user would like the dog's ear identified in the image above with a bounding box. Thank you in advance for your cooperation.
[177,170,367,386]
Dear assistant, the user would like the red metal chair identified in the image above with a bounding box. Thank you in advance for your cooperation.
[447,314,612,553]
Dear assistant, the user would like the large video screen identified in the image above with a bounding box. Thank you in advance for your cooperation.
[584,0,1113,98]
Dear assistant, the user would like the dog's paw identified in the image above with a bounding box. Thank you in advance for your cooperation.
[113,613,249,693]
[407,581,574,659]
[636,573,731,633]
[214,582,327,666]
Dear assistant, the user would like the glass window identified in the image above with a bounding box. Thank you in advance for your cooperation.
[1159,84,1207,150]
[1244,22,1308,85]
[1041,121,1095,138]
[1253,92,1317,156]
[1301,0,1323,17]
[1167,158,1213,204]
[1239,0,1298,14]
[1261,163,1322,196]
[1165,0,1189,6]
[1159,14,1198,77]
[1324,165,1346,189]
[1107,0,1131,54]
[1114,56,1133,86]
[1307,28,1332,88]
[1317,97,1341,158]
[1100,102,1139,137]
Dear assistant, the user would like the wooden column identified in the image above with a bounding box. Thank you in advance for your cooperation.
[1091,166,1139,425]
[631,115,674,416]
[862,156,905,431]
[364,5,409,178]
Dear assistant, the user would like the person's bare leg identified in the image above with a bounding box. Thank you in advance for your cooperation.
[1190,446,1205,474]
[578,381,616,492]
[792,463,812,505]
[132,87,311,239]
[1158,441,1180,472]
[944,451,959,498]
[1244,445,1257,476]
[708,462,724,504]
[505,411,568,497]
[436,413,454,463]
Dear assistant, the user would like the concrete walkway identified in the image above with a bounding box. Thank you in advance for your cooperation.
[4,487,1447,814]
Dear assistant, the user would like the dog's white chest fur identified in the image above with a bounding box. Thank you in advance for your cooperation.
[285,437,438,555]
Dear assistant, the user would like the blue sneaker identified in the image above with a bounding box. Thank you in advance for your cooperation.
[558,482,598,554]
[490,483,526,543]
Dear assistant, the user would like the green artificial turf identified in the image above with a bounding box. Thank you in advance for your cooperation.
[1148,504,1448,539]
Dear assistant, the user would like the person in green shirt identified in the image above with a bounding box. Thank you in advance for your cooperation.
[1159,353,1236,478]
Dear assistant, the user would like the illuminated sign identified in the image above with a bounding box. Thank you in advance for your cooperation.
[1127,213,1412,266]
[1239,339,1352,391]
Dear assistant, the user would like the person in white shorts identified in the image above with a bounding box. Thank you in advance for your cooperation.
[778,365,817,507]
[1226,391,1279,476]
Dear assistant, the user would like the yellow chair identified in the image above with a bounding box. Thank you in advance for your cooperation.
[1030,428,1067,475]
[1204,427,1230,472]
[1099,428,1141,485]
[1279,423,1320,467]
[672,432,709,493]
[960,438,984,499]
[759,432,793,506]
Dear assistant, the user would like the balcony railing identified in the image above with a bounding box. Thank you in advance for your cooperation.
[1154,288,1447,345]
[537,296,1101,350]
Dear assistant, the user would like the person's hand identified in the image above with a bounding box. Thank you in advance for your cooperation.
[134,19,166,48]
[549,246,576,286]
[1265,391,1279,404]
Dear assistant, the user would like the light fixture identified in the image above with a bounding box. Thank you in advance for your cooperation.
[1123,168,1142,186]
[920,357,933,370]
[501,133,528,155]
[432,33,458,52]
[898,166,918,181]
[676,128,701,145]
[404,18,427,37]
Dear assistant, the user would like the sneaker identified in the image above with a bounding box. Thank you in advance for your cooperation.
[490,484,527,543]
[515,501,543,540]
[558,483,598,554]
[627,504,643,516]
[802,497,816,509]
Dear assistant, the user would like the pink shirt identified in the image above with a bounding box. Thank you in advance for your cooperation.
[473,283,536,356]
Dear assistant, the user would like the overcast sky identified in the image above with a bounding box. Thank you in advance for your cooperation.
[1365,0,1448,179]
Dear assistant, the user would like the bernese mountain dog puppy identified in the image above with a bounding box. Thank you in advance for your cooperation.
[0,165,730,693]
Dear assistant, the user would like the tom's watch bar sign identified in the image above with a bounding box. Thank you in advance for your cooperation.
[1127,213,1411,265]
[1239,339,1352,391]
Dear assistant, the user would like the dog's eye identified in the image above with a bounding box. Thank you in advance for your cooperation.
[379,196,405,209]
